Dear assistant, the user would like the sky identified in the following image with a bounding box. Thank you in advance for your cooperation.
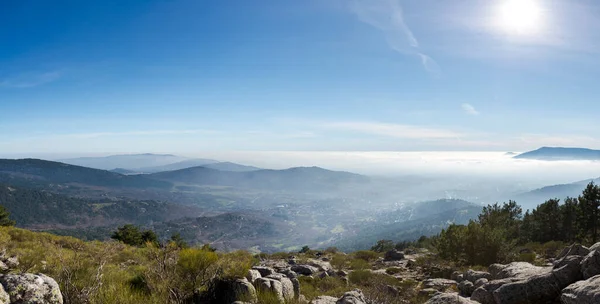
[3,0,600,155]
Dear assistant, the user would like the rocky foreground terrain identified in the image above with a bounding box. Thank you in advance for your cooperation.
[2,242,600,303]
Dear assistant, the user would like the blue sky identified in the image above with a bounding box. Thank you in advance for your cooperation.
[2,0,600,155]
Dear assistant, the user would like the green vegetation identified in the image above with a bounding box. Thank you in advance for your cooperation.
[0,205,15,227]
[0,225,258,304]
[111,225,159,247]
[433,181,600,266]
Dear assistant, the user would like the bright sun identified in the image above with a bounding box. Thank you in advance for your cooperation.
[497,0,543,35]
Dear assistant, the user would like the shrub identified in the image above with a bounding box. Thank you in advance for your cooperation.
[297,276,347,300]
[353,250,378,261]
[349,258,370,270]
[348,269,373,285]
[517,252,536,263]
[330,253,349,270]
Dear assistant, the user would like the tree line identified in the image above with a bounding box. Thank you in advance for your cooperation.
[433,181,600,265]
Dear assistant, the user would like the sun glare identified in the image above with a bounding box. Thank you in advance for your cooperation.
[497,0,543,35]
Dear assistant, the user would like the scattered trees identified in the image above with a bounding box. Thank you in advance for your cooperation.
[111,224,158,246]
[434,181,600,265]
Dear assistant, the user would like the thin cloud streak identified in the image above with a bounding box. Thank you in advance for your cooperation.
[62,129,219,139]
[0,71,62,88]
[352,0,440,76]
[461,103,480,115]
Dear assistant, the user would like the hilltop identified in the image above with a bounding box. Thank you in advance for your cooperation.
[514,147,600,161]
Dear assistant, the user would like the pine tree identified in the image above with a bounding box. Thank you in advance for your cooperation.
[560,197,579,242]
[578,182,600,243]
[0,206,15,227]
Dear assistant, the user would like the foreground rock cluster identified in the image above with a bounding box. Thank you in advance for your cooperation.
[0,251,63,304]
[227,257,367,304]
[427,243,600,304]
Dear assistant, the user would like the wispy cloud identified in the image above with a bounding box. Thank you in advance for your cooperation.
[0,71,62,88]
[62,129,218,139]
[351,0,440,76]
[323,121,463,139]
[461,103,480,115]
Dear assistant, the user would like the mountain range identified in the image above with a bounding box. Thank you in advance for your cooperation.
[515,147,600,161]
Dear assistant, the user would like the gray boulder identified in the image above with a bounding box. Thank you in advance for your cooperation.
[489,262,549,280]
[471,278,522,304]
[308,259,333,272]
[458,280,474,297]
[310,296,338,304]
[291,265,319,276]
[589,242,600,252]
[232,278,257,303]
[0,284,8,304]
[246,269,261,283]
[423,278,458,291]
[491,255,582,304]
[252,266,276,277]
[581,250,600,279]
[561,274,600,304]
[384,250,404,261]
[451,271,463,282]
[425,292,479,304]
[0,273,63,304]
[255,278,284,303]
[556,244,590,261]
[336,289,366,304]
[464,270,492,283]
[266,273,295,301]
[474,278,488,289]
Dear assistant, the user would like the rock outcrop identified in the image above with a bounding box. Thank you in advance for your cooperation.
[425,292,479,304]
[336,289,366,304]
[423,278,458,291]
[561,274,600,304]
[291,265,319,276]
[384,250,405,261]
[0,273,63,304]
[581,249,600,279]
[309,295,338,304]
[308,290,366,304]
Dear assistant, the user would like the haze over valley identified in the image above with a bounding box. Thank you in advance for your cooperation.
[1,147,598,252]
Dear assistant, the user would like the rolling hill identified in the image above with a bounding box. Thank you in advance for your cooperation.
[201,162,260,172]
[514,177,600,210]
[58,153,187,170]
[0,184,198,229]
[514,147,600,161]
[148,166,370,192]
[0,159,172,190]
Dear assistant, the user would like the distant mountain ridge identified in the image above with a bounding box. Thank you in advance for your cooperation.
[59,153,188,170]
[515,147,600,160]
[515,177,600,210]
[0,158,171,190]
[148,165,369,192]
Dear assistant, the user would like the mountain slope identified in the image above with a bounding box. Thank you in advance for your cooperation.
[335,200,482,251]
[148,166,369,192]
[0,184,197,229]
[514,177,600,210]
[58,153,187,170]
[514,147,600,160]
[136,158,219,173]
[201,162,260,172]
[0,159,172,190]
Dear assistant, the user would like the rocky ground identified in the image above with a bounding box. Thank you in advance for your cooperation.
[5,242,600,303]
[426,243,600,304]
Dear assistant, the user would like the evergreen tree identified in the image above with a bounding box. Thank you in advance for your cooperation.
[0,206,15,227]
[578,182,600,243]
[560,197,579,242]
